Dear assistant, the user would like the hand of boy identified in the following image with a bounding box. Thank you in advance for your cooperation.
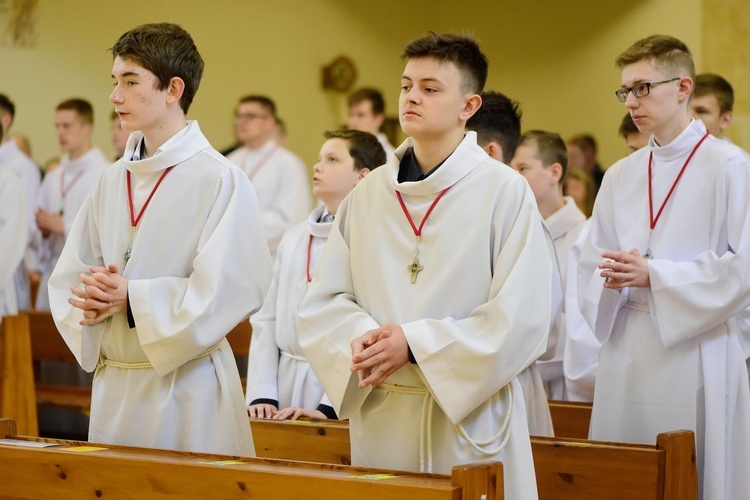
[273,407,327,421]
[599,248,650,289]
[69,264,129,326]
[247,403,278,419]
[351,323,409,389]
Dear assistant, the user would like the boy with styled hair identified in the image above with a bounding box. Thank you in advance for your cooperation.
[48,22,273,455]
[34,98,109,310]
[579,34,750,498]
[466,90,522,163]
[299,32,553,498]
[618,112,650,154]
[691,73,734,141]
[247,129,384,421]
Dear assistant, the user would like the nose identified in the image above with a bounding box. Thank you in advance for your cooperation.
[404,87,420,105]
[313,160,323,173]
[624,90,639,108]
[110,85,123,104]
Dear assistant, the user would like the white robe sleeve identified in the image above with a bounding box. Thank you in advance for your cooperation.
[0,171,28,312]
[246,253,283,406]
[127,169,273,375]
[261,161,311,254]
[401,187,553,425]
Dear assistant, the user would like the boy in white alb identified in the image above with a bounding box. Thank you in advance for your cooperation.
[247,130,385,420]
[298,33,553,499]
[579,35,750,498]
[48,23,273,456]
[34,99,109,310]
[511,131,586,429]
[226,95,311,257]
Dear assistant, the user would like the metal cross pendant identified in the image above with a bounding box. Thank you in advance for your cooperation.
[408,256,423,284]
[643,247,653,259]
[123,227,135,266]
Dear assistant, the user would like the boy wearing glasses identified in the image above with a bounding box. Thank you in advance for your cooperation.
[227,95,311,257]
[579,34,750,498]
[299,32,553,498]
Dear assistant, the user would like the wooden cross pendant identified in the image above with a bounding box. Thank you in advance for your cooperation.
[408,256,423,284]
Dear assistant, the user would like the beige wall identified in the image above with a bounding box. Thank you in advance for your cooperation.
[3,0,740,174]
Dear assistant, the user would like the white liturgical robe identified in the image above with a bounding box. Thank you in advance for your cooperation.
[35,147,108,310]
[227,140,311,256]
[0,139,40,310]
[0,167,27,318]
[579,120,750,499]
[298,132,553,499]
[246,205,332,409]
[48,122,273,456]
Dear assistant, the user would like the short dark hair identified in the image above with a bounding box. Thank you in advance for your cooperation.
[0,94,15,120]
[56,98,94,125]
[618,113,639,138]
[238,95,277,119]
[520,130,569,184]
[567,134,597,155]
[111,23,204,114]
[323,129,386,171]
[694,73,734,114]
[348,88,385,115]
[401,32,488,94]
[466,91,522,161]
[615,34,695,79]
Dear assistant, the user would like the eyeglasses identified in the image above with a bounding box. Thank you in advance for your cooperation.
[615,77,680,103]
[233,113,270,123]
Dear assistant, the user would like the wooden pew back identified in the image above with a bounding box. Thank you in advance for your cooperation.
[250,418,697,500]
[0,316,38,436]
[0,418,503,500]
[547,399,592,439]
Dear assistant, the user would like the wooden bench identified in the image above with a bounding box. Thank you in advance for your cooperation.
[0,315,38,436]
[547,399,592,439]
[250,418,697,500]
[0,418,503,500]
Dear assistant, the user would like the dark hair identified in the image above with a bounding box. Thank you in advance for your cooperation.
[238,95,277,119]
[618,113,639,138]
[348,88,385,115]
[520,130,569,184]
[615,34,694,79]
[56,98,94,125]
[567,134,597,155]
[401,32,488,94]
[466,91,522,161]
[111,23,204,114]
[323,129,386,171]
[694,73,734,114]
[0,94,15,120]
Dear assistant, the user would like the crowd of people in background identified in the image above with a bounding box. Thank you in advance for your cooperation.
[1,23,748,500]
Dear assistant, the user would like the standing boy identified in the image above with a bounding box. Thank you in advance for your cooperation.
[34,99,109,310]
[579,35,750,498]
[347,87,396,159]
[247,130,384,420]
[690,73,734,141]
[48,23,273,455]
[298,33,552,498]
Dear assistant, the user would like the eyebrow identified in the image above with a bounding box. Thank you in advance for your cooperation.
[401,75,445,86]
[111,70,141,79]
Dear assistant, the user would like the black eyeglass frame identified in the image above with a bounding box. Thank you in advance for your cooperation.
[615,77,680,103]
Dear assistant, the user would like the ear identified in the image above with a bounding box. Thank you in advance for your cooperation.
[374,113,385,129]
[459,93,482,123]
[166,76,186,105]
[676,77,693,103]
[355,167,371,183]
[486,142,504,163]
[549,162,563,184]
[719,110,734,132]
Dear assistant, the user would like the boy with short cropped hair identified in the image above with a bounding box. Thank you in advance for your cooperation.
[247,129,384,421]
[691,73,734,140]
[48,22,273,456]
[34,98,109,310]
[466,90,522,163]
[579,34,750,498]
[347,87,395,158]
[299,32,553,498]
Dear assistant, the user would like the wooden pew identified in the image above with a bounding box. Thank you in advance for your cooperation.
[548,399,592,439]
[0,418,503,500]
[249,418,698,500]
[0,315,38,436]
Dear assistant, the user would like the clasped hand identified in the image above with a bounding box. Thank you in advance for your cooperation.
[350,322,409,389]
[599,248,650,289]
[69,263,129,326]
